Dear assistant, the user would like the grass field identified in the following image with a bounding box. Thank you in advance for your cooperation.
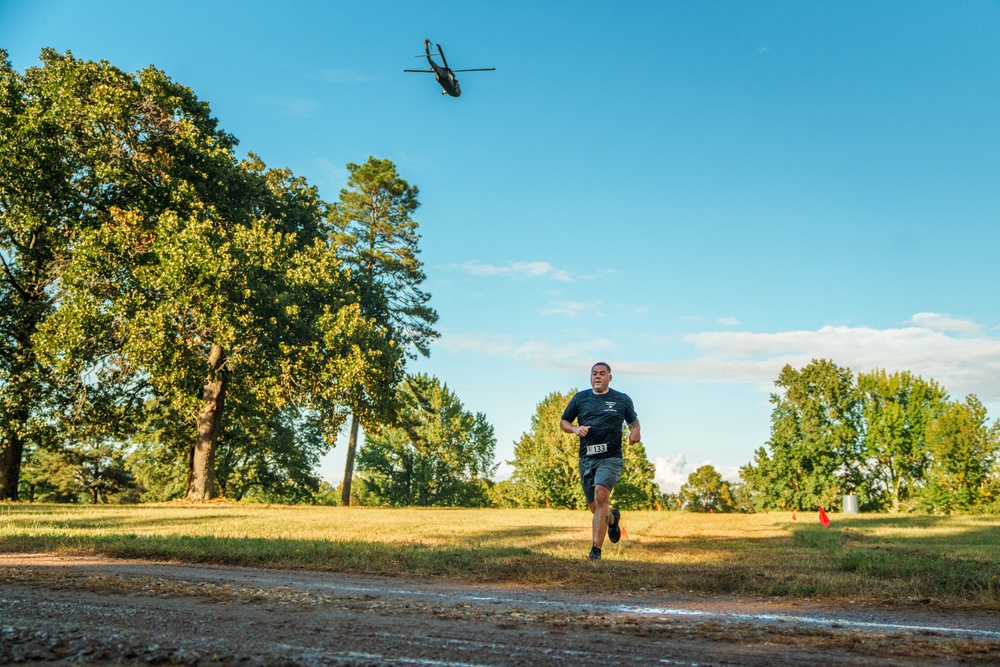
[3,503,1000,610]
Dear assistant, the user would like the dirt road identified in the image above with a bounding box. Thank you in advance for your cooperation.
[2,553,999,665]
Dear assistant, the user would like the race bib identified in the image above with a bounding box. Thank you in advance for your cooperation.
[585,443,608,456]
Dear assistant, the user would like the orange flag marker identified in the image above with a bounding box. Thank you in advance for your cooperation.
[792,510,797,521]
[621,525,629,540]
[819,506,831,528]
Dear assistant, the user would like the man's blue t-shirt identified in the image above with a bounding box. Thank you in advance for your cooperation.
[561,388,637,459]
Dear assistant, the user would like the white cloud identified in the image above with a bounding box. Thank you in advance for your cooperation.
[908,312,982,334]
[437,332,613,361]
[459,261,573,282]
[654,454,688,493]
[537,301,598,318]
[717,317,740,326]
[622,317,1000,402]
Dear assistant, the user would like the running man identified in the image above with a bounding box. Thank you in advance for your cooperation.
[560,362,640,560]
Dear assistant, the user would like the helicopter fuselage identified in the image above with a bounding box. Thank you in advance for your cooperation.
[426,55,461,96]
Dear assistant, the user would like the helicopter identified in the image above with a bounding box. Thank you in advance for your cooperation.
[404,39,494,97]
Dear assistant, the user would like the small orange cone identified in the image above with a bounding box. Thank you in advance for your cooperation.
[819,506,831,528]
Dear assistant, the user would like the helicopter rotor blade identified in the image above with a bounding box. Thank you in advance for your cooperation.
[451,68,496,72]
[403,69,435,73]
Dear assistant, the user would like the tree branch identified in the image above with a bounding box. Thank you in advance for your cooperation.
[0,251,31,302]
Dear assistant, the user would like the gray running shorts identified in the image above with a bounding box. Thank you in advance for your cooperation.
[579,456,623,504]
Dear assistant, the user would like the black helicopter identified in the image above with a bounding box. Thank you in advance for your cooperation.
[404,39,494,97]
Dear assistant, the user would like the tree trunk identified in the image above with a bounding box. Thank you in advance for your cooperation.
[0,426,25,500]
[341,414,361,506]
[1,286,43,501]
[187,345,229,501]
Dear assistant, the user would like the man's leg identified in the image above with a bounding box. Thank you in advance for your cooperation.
[591,484,611,549]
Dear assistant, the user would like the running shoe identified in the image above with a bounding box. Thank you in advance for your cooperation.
[588,545,602,560]
[608,508,622,543]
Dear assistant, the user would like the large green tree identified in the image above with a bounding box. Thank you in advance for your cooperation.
[507,390,585,508]
[0,48,164,498]
[857,369,949,512]
[63,155,392,501]
[3,50,393,501]
[356,374,495,507]
[329,157,438,505]
[613,435,662,510]
[741,360,862,512]
[679,464,736,513]
[919,395,1000,513]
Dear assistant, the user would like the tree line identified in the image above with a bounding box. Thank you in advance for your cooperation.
[741,359,1000,514]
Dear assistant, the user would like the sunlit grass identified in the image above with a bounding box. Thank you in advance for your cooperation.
[2,503,999,609]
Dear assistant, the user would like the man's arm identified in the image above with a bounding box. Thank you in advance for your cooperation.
[628,419,641,444]
[560,419,590,437]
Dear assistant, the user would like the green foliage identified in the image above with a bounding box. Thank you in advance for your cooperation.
[506,390,585,509]
[330,157,439,360]
[0,48,102,498]
[484,479,520,508]
[310,482,340,506]
[917,395,1000,514]
[857,369,949,512]
[214,402,327,504]
[20,442,137,504]
[613,436,662,510]
[505,390,661,510]
[127,443,188,503]
[741,360,861,512]
[744,360,1000,515]
[0,50,408,502]
[679,464,736,513]
[726,481,754,513]
[328,157,439,505]
[356,374,497,506]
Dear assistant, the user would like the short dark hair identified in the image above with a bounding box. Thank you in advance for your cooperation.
[591,362,611,373]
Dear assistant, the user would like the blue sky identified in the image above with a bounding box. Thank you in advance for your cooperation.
[3,1,999,491]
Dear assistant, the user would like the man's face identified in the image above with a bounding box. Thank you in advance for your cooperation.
[590,365,611,393]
